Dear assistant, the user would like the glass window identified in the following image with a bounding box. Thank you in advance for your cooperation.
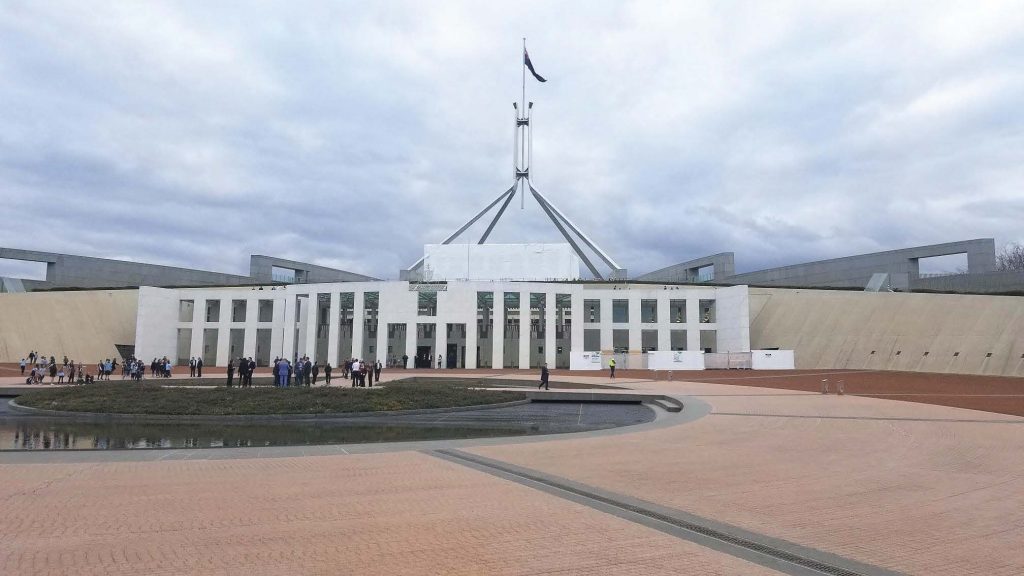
[584,299,600,323]
[231,299,246,323]
[640,299,657,323]
[612,299,628,323]
[257,300,274,322]
[178,300,194,322]
[205,300,221,323]
[418,292,437,316]
[670,299,686,323]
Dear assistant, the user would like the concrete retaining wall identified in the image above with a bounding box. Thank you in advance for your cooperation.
[0,289,138,363]
[750,287,1024,376]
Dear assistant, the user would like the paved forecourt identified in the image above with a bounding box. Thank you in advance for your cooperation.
[1,372,1023,575]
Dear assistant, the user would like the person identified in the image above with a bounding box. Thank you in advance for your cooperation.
[226,359,235,387]
[367,363,374,387]
[350,359,360,387]
[304,357,312,387]
[437,354,442,369]
[278,358,291,387]
[196,357,203,377]
[311,362,320,386]
[324,363,332,385]
[58,367,65,384]
[609,357,616,379]
[189,357,196,378]
[374,360,382,382]
[49,361,58,383]
[343,359,352,379]
[20,358,26,375]
[246,358,256,388]
[402,354,408,369]
[538,364,549,390]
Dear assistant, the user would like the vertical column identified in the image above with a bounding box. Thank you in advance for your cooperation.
[376,316,389,369]
[492,293,505,369]
[303,293,317,361]
[518,291,530,369]
[243,297,258,359]
[544,291,556,368]
[215,298,231,366]
[656,295,670,352]
[600,296,613,353]
[270,297,285,360]
[465,310,478,369]
[435,320,447,369]
[404,322,417,369]
[627,296,642,353]
[327,292,340,365]
[281,294,296,362]
[189,297,205,362]
[570,291,584,364]
[687,294,701,352]
[352,291,365,360]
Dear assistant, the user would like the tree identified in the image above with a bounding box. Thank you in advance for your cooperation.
[996,242,1024,271]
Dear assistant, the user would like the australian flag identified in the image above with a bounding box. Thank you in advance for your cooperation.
[524,49,546,82]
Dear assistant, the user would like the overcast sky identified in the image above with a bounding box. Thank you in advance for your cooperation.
[1,1,1022,280]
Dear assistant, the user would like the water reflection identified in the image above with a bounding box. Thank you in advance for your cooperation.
[2,420,530,451]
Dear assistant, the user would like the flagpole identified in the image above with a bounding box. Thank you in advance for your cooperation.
[521,37,527,209]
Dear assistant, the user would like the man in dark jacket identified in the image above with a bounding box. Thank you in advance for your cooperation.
[226,360,235,387]
[538,364,549,390]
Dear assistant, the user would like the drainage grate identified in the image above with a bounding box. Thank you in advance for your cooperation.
[435,449,877,576]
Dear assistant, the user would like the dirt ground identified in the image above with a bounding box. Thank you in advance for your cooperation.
[617,368,1024,418]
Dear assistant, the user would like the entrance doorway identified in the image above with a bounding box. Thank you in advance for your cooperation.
[416,345,433,369]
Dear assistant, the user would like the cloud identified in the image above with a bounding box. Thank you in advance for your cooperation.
[0,0,1022,280]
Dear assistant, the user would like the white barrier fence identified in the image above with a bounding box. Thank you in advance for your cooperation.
[570,350,794,371]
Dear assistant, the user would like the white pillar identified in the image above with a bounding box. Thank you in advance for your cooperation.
[404,322,417,369]
[270,297,286,360]
[656,295,670,352]
[327,292,340,365]
[435,320,447,368]
[281,294,296,362]
[518,291,530,369]
[352,291,365,361]
[544,291,556,367]
[627,296,642,353]
[570,290,584,359]
[243,297,258,359]
[493,293,505,368]
[189,297,205,362]
[303,293,317,360]
[600,296,613,353]
[465,312,478,369]
[687,294,701,352]
[215,298,231,366]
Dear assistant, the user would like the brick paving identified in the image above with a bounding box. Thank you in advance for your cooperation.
[470,379,1024,575]
[3,371,1024,574]
[0,452,779,576]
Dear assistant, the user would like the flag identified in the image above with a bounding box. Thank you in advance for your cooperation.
[524,48,546,82]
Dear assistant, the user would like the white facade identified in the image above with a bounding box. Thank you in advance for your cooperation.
[423,244,581,281]
[135,280,757,370]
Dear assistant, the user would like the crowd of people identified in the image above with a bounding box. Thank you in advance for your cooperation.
[18,349,392,390]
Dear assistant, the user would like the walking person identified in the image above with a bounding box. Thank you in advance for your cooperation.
[324,363,332,385]
[226,359,235,387]
[367,364,374,387]
[608,357,616,379]
[538,363,549,390]
[311,363,320,386]
[20,358,26,375]
[374,360,382,382]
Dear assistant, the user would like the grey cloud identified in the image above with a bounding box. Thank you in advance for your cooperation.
[1,0,1022,281]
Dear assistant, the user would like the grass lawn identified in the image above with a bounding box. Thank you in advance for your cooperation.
[15,381,526,416]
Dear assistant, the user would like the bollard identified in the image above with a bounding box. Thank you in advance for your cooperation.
[668,370,673,382]
[821,379,829,394]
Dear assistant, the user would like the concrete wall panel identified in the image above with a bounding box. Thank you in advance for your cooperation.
[0,290,138,363]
